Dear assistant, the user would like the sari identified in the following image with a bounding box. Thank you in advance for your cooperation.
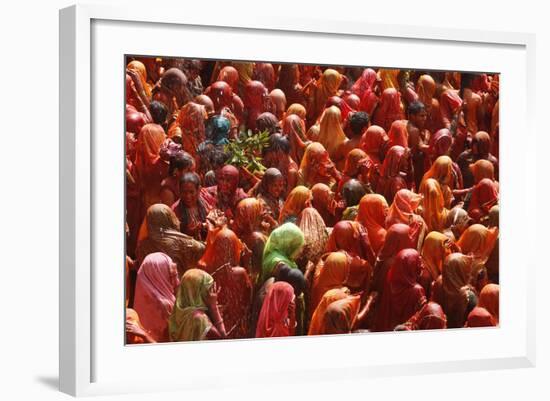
[378,68,399,91]
[317,106,348,158]
[255,281,296,338]
[308,287,350,335]
[135,123,168,213]
[169,269,215,341]
[421,155,455,208]
[136,204,206,277]
[253,62,276,92]
[443,207,473,242]
[243,80,269,131]
[232,61,255,95]
[433,252,475,328]
[351,68,379,115]
[127,60,152,98]
[198,227,243,274]
[323,296,361,334]
[419,178,449,232]
[168,102,207,158]
[154,68,191,111]
[468,178,499,222]
[307,68,343,125]
[326,220,376,266]
[466,307,496,327]
[372,249,427,332]
[371,223,415,295]
[261,223,305,284]
[279,185,312,224]
[385,189,427,249]
[126,308,147,344]
[478,284,499,324]
[405,302,447,330]
[297,142,337,189]
[297,207,329,265]
[269,89,287,120]
[421,231,454,282]
[387,120,409,149]
[255,168,285,222]
[417,74,443,132]
[126,105,148,136]
[372,88,405,132]
[376,145,411,203]
[359,125,388,166]
[470,159,496,184]
[133,252,179,342]
[256,112,281,135]
[439,88,462,129]
[281,113,308,164]
[284,103,307,120]
[457,131,499,188]
[356,194,389,255]
[276,64,306,106]
[457,224,499,264]
[204,81,242,124]
[201,165,249,218]
[311,183,338,227]
[217,65,240,90]
[311,251,351,313]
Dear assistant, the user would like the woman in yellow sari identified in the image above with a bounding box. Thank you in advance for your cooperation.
[305,68,343,126]
[316,105,347,159]
[419,178,449,232]
[420,155,456,208]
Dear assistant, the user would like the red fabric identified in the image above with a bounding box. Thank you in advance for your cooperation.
[377,224,414,261]
[253,63,276,92]
[243,80,269,131]
[387,120,409,149]
[468,178,499,221]
[360,125,388,166]
[351,68,379,115]
[325,96,355,121]
[205,81,235,113]
[407,301,447,330]
[282,114,308,164]
[326,220,376,266]
[255,281,296,338]
[373,249,426,332]
[377,145,411,203]
[466,307,496,327]
[373,88,405,132]
[200,165,249,219]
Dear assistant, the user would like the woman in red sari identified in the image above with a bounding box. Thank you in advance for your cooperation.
[387,119,409,149]
[243,80,269,131]
[372,88,405,132]
[376,145,413,203]
[281,113,308,164]
[204,81,244,124]
[371,223,416,296]
[359,125,389,172]
[356,194,389,256]
[256,281,296,338]
[351,68,379,115]
[477,283,499,325]
[297,142,341,189]
[420,231,456,297]
[269,89,287,121]
[421,155,456,208]
[416,74,443,133]
[134,123,168,219]
[468,178,499,223]
[262,134,299,194]
[200,165,249,220]
[372,248,427,332]
[198,227,253,339]
[253,62,276,92]
[217,65,240,91]
[326,220,376,266]
[276,64,306,106]
[457,131,499,188]
[419,178,449,233]
[401,302,447,331]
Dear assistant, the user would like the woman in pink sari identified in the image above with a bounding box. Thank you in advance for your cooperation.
[133,252,180,342]
[376,145,413,203]
[256,281,296,338]
[385,189,427,250]
[351,68,379,115]
[372,88,405,132]
[355,194,389,255]
[360,125,389,167]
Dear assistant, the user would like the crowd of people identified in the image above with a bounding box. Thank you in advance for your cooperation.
[124,57,500,344]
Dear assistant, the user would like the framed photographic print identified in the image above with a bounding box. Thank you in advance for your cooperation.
[59,3,536,397]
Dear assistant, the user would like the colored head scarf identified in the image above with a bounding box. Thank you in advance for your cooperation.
[170,102,208,156]
[256,112,281,134]
[269,89,287,119]
[232,197,263,237]
[356,194,389,255]
[309,69,343,122]
[298,142,335,188]
[205,81,234,112]
[312,251,351,312]
[421,231,454,280]
[373,88,404,131]
[407,301,447,330]
[468,178,499,219]
[380,145,408,178]
[478,284,499,324]
[457,224,499,263]
[135,124,166,170]
[473,131,492,157]
[198,227,243,274]
[352,68,379,114]
[133,252,179,342]
[360,125,388,164]
[317,105,347,158]
[253,63,276,91]
[217,66,240,90]
[429,128,453,158]
[323,296,361,334]
[419,178,448,232]
[138,203,180,242]
[297,207,329,264]
[417,75,436,106]
[169,269,214,341]
[466,307,496,327]
[261,223,305,283]
[470,159,495,183]
[386,189,423,227]
[255,281,296,338]
[377,223,414,261]
[439,252,474,327]
[343,149,368,177]
[210,115,231,145]
[308,287,350,335]
[282,113,308,163]
[127,60,152,97]
[279,185,312,223]
[387,119,409,149]
[284,103,307,120]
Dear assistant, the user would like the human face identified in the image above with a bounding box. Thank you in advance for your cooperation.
[268,177,285,199]
[217,173,237,196]
[412,110,428,129]
[180,182,199,208]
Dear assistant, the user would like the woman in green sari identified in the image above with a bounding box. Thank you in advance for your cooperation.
[168,269,226,341]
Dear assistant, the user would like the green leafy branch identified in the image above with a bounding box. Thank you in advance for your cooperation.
[224,129,270,174]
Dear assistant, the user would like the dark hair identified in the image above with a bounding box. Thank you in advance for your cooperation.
[460,73,476,97]
[149,101,168,125]
[263,133,290,156]
[168,151,195,176]
[407,101,426,116]
[349,111,370,136]
[341,179,367,207]
[275,264,307,296]
[179,172,201,189]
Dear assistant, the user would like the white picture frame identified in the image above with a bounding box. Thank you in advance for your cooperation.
[59,3,536,397]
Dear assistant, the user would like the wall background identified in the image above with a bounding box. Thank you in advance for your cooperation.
[0,0,546,399]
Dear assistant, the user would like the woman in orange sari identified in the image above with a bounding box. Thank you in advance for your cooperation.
[326,220,376,267]
[420,231,456,297]
[276,64,306,106]
[320,296,361,335]
[416,74,443,133]
[297,142,341,189]
[457,131,499,188]
[255,281,296,338]
[281,113,308,164]
[217,65,240,91]
[356,194,389,255]
[376,145,413,203]
[279,185,312,224]
[431,253,476,328]
[400,302,447,330]
[134,123,168,218]
[421,155,456,208]
[457,224,499,265]
[316,105,348,159]
[477,283,499,324]
[305,68,343,127]
[311,251,352,313]
[385,189,427,250]
[387,119,409,149]
[133,252,179,342]
[308,288,351,335]
[372,248,427,332]
[167,102,208,158]
[253,62,276,92]
[372,88,405,132]
[419,178,449,232]
[311,183,339,227]
[337,148,371,193]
